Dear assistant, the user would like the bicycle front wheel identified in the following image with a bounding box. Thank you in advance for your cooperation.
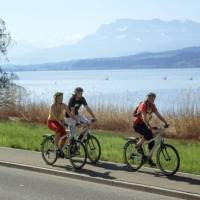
[123,140,144,171]
[86,135,101,164]
[68,140,87,169]
[41,136,57,165]
[157,143,180,176]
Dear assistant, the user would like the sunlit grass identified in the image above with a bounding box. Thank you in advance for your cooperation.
[0,120,199,174]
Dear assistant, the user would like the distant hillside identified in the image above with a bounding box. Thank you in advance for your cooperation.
[9,19,200,64]
[5,46,200,71]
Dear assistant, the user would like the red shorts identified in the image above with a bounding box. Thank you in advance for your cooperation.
[47,120,66,136]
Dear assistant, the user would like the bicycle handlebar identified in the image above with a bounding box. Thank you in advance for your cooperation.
[90,118,97,123]
[75,118,96,126]
[152,124,169,130]
[164,124,169,129]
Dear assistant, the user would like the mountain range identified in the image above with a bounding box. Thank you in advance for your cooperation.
[5,46,200,71]
[7,18,200,65]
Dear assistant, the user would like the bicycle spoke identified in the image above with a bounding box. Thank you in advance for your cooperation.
[41,136,57,165]
[69,140,87,169]
[86,135,101,164]
[124,141,143,171]
[157,144,180,176]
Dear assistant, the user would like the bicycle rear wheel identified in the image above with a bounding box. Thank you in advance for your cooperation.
[68,140,87,169]
[41,135,57,165]
[123,140,144,171]
[86,135,101,164]
[156,143,180,176]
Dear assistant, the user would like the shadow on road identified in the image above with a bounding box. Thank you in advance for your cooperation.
[166,174,200,186]
[89,161,131,171]
[52,161,200,186]
[135,167,200,186]
[52,164,116,180]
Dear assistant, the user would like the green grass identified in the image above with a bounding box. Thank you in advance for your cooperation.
[0,120,199,175]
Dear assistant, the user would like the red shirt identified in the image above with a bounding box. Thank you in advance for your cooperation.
[133,101,157,124]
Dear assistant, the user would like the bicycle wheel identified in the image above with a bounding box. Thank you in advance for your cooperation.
[156,143,180,176]
[68,140,87,169]
[123,140,144,171]
[41,136,57,165]
[86,135,101,164]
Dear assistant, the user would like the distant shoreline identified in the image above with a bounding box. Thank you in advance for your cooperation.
[4,66,200,72]
[4,46,200,72]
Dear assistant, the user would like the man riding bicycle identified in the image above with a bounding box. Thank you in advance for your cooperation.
[133,92,168,167]
[65,87,97,140]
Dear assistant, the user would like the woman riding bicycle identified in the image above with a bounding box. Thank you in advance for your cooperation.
[47,92,73,157]
[133,92,168,167]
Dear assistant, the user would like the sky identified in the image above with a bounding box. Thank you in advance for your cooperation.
[0,0,200,48]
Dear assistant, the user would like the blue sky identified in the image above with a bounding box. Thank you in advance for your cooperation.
[1,0,200,48]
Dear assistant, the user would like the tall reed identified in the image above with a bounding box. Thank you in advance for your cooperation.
[1,92,200,140]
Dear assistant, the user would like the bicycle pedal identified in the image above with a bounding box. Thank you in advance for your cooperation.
[56,150,65,159]
[78,134,84,140]
[135,146,144,154]
[130,153,137,159]
[143,156,148,162]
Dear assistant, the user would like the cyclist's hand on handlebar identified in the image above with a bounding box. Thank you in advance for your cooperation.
[147,125,152,130]
[91,117,97,123]
[164,123,169,128]
[76,120,81,126]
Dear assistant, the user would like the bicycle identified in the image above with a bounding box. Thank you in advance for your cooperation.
[76,118,101,164]
[123,125,180,176]
[41,129,87,170]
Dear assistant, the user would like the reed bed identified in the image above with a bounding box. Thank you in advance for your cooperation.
[0,93,200,140]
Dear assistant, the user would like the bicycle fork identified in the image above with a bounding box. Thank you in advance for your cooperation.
[160,143,171,161]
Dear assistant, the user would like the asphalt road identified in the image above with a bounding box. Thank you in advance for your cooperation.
[0,166,183,200]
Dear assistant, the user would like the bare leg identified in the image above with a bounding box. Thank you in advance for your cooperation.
[57,133,71,150]
[54,132,61,148]
[136,137,145,148]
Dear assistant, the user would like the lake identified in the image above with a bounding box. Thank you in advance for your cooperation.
[15,68,200,112]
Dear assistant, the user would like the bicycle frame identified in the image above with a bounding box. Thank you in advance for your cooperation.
[58,129,70,151]
[141,127,165,159]
[60,118,94,149]
[78,122,92,142]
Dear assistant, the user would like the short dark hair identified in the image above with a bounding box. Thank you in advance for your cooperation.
[74,87,84,93]
[147,92,156,98]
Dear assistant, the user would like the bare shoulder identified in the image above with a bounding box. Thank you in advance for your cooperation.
[51,103,56,109]
[61,103,68,109]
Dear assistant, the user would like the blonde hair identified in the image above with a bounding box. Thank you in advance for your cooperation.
[53,92,63,103]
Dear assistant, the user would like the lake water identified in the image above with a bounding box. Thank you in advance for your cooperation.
[15,68,200,112]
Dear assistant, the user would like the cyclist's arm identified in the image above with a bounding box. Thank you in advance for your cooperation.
[141,111,151,129]
[63,104,75,119]
[50,105,65,127]
[70,107,75,116]
[69,106,80,123]
[154,110,168,125]
[85,105,96,120]
[68,97,76,118]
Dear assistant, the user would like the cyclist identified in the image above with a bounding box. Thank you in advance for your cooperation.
[65,87,97,140]
[47,92,74,157]
[133,92,168,167]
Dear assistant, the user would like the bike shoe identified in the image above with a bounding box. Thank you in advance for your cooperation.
[56,149,65,158]
[148,159,156,167]
[78,134,84,141]
[135,145,144,154]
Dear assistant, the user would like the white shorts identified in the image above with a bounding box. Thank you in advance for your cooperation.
[64,115,89,139]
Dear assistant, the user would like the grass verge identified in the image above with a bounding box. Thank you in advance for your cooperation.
[0,120,199,175]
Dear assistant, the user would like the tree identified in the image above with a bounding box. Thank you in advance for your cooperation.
[0,18,11,57]
[0,18,23,107]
